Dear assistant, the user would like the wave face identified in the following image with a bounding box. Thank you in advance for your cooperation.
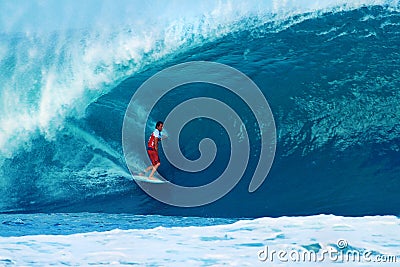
[0,1,400,216]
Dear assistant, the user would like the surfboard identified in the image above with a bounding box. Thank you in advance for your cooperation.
[132,175,166,184]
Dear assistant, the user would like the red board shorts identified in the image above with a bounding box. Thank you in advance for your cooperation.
[147,148,160,166]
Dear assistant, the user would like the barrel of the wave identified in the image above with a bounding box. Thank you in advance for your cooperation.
[122,61,276,207]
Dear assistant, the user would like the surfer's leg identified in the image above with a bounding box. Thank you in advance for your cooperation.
[149,163,160,179]
[144,149,158,175]
[139,165,153,176]
[143,165,153,173]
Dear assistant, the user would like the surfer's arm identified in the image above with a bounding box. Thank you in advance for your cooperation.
[154,137,159,151]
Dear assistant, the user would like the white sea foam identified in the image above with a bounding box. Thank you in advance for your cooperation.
[0,214,399,266]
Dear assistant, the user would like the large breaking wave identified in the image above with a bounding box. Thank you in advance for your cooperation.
[0,0,399,216]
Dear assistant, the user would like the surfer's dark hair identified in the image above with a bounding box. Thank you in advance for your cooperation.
[156,121,164,128]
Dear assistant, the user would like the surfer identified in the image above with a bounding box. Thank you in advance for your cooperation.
[142,121,165,180]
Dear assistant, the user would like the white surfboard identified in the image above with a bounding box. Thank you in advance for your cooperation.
[132,175,166,184]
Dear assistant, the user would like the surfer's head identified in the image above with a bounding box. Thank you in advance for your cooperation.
[156,121,164,131]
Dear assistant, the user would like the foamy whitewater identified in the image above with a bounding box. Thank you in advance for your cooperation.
[1,0,400,266]
[1,214,400,266]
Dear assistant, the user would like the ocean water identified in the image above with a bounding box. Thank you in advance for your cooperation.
[1,0,400,266]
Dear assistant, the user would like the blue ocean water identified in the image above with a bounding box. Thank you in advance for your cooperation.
[1,0,400,265]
